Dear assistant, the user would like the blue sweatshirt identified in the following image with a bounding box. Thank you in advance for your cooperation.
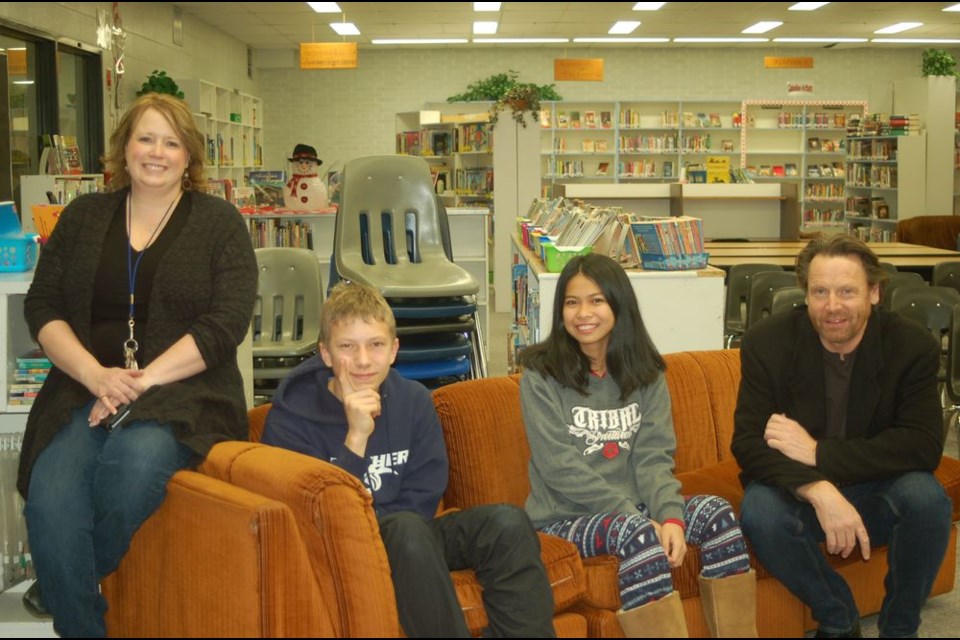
[260,357,448,520]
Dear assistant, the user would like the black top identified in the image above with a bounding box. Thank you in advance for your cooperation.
[822,348,857,440]
[91,194,190,367]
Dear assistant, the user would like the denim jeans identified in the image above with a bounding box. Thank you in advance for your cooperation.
[23,402,195,638]
[740,472,952,637]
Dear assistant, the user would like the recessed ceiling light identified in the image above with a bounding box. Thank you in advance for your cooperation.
[632,2,666,10]
[474,2,501,11]
[372,39,469,45]
[330,22,360,36]
[872,38,960,44]
[789,2,830,10]
[873,22,923,35]
[742,21,783,35]
[674,37,769,43]
[575,37,670,43]
[773,37,868,43]
[472,38,570,44]
[307,2,340,13]
[473,21,498,35]
[609,21,641,35]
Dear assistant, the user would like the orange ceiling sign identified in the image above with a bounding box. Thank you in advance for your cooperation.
[7,50,27,76]
[554,58,604,81]
[764,56,814,69]
[299,43,358,69]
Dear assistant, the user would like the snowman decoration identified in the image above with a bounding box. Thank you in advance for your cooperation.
[284,143,329,211]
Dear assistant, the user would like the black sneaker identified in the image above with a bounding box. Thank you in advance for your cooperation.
[814,621,862,638]
[22,581,52,619]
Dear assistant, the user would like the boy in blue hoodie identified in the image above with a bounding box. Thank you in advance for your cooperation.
[261,282,555,638]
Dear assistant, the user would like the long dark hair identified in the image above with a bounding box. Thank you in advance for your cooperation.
[519,253,665,400]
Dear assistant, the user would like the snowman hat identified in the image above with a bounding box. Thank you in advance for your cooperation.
[288,143,322,166]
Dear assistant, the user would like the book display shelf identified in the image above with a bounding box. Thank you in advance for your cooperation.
[395,110,494,209]
[18,174,105,235]
[181,79,263,185]
[844,133,926,242]
[740,100,867,237]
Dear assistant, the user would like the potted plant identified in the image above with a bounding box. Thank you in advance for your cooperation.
[447,70,561,128]
[921,48,959,77]
[136,70,185,99]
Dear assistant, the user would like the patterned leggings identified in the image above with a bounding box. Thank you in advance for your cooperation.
[539,494,750,610]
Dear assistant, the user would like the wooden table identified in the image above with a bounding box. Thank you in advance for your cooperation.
[705,241,960,270]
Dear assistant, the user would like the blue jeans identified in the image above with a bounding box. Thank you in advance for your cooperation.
[23,403,195,638]
[740,473,952,637]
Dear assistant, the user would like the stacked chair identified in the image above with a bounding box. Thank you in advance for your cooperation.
[745,270,799,329]
[880,271,927,309]
[334,155,486,387]
[723,263,783,347]
[251,247,324,403]
[769,286,806,315]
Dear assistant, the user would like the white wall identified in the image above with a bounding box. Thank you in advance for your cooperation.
[257,45,958,172]
[0,2,258,130]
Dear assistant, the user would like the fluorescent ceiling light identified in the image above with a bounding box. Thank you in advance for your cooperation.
[773,37,867,43]
[472,38,570,44]
[789,2,830,10]
[7,47,26,51]
[372,38,469,45]
[13,80,34,85]
[872,38,960,44]
[609,21,641,35]
[307,2,340,13]
[473,21,498,35]
[873,22,923,34]
[674,37,769,43]
[330,22,360,36]
[943,4,960,11]
[633,2,666,10]
[575,37,670,43]
[742,21,783,34]
[474,2,501,11]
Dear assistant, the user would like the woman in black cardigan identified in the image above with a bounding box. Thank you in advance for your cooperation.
[19,93,257,637]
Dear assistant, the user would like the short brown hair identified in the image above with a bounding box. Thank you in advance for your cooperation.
[795,234,888,294]
[319,282,396,344]
[103,93,207,192]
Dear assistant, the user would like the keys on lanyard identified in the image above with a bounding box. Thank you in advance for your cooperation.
[123,317,139,370]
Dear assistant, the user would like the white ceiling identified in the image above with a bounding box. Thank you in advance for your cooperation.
[173,2,960,50]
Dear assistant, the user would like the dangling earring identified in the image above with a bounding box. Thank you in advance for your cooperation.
[182,170,192,192]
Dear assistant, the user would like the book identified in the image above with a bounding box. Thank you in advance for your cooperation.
[600,111,612,129]
[662,161,674,178]
[709,113,722,128]
[595,139,608,153]
[556,112,569,129]
[771,165,785,177]
[430,131,452,155]
[539,108,552,128]
[596,162,610,176]
[570,111,582,129]
[232,186,257,213]
[807,137,820,151]
[581,140,595,153]
[247,170,286,212]
[583,111,597,129]
[784,163,798,177]
[720,139,734,152]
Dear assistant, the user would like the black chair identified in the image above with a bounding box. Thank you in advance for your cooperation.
[770,286,806,315]
[745,271,799,329]
[932,261,960,296]
[723,263,783,347]
[879,261,898,275]
[881,272,927,310]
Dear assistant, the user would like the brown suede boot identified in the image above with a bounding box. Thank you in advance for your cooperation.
[698,569,758,638]
[616,590,689,638]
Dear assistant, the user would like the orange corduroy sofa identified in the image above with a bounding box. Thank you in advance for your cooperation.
[99,349,959,637]
[432,349,960,638]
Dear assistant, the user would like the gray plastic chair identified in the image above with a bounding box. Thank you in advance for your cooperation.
[252,248,324,388]
[945,305,960,454]
[745,271,799,329]
[334,155,479,298]
[881,272,927,310]
[770,286,806,315]
[932,261,960,296]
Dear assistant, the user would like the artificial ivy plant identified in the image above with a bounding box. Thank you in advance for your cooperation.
[921,48,959,77]
[136,70,186,99]
[447,70,562,127]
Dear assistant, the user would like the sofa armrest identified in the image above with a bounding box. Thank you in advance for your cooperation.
[200,441,402,637]
[103,468,335,637]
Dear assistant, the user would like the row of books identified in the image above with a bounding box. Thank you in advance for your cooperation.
[806,137,843,152]
[619,135,678,152]
[853,113,921,137]
[204,131,263,168]
[847,165,897,189]
[803,208,845,223]
[804,183,845,199]
[396,124,493,156]
[544,110,613,130]
[770,111,849,129]
[39,135,83,175]
[8,350,51,407]
[845,195,891,219]
[850,225,897,242]
[247,219,314,249]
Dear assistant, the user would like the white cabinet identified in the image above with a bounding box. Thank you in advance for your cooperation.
[510,235,724,367]
[0,273,34,433]
[182,80,263,185]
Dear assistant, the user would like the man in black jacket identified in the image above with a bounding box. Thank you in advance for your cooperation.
[732,235,951,638]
